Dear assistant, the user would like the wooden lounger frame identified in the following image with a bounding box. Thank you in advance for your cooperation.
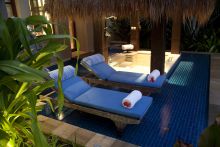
[81,74,160,96]
[80,62,163,96]
[43,90,141,133]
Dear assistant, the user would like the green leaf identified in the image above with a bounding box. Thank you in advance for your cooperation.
[0,130,9,147]
[43,25,53,35]
[18,20,33,57]
[7,17,33,57]
[26,93,49,147]
[32,80,54,95]
[0,15,13,59]
[12,73,45,82]
[0,76,19,93]
[30,35,70,45]
[74,38,80,76]
[31,54,53,68]
[0,60,48,81]
[25,15,49,25]
[56,57,64,114]
[0,92,6,110]
[32,43,67,62]
[198,123,220,147]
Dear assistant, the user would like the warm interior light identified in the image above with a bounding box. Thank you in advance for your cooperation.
[57,112,64,120]
[105,16,117,20]
[131,26,137,30]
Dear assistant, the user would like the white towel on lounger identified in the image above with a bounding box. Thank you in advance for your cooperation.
[147,69,160,82]
[122,90,142,109]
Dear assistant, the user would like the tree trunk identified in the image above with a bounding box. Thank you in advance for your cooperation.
[68,16,75,51]
[171,16,182,54]
[93,18,102,53]
[93,17,108,62]
[150,20,166,73]
[130,14,140,51]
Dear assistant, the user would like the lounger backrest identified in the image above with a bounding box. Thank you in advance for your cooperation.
[48,65,91,102]
[90,62,116,79]
[81,54,105,67]
[48,65,75,81]
[81,54,116,79]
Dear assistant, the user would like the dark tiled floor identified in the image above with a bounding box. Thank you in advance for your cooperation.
[61,53,210,147]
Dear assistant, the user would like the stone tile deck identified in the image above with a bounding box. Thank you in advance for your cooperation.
[209,54,220,125]
[38,115,139,147]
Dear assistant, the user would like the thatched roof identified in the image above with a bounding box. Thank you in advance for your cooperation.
[45,0,216,24]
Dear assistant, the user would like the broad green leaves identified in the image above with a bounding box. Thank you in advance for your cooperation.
[57,57,64,114]
[0,15,13,59]
[0,15,78,147]
[0,60,48,82]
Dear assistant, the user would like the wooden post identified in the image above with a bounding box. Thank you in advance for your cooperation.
[93,18,102,53]
[68,16,75,51]
[130,14,140,51]
[101,17,109,62]
[93,17,108,62]
[150,19,166,73]
[0,0,8,19]
[11,0,17,16]
[171,16,182,54]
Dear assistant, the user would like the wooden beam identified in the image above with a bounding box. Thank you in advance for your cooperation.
[130,14,140,51]
[68,16,75,51]
[150,19,166,73]
[171,16,182,54]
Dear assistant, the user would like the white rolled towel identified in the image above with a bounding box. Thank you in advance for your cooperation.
[122,44,134,50]
[147,69,160,82]
[122,90,142,109]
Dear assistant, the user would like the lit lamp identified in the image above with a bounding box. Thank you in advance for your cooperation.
[131,26,137,30]
[105,16,117,20]
[57,112,64,120]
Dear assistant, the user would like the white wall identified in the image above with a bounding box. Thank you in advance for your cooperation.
[15,0,31,18]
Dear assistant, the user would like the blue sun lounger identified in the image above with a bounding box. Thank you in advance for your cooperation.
[48,65,153,132]
[81,54,167,94]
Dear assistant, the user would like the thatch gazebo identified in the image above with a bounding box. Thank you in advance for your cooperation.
[45,0,216,73]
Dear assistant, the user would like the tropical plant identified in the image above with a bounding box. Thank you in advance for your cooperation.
[107,18,130,42]
[182,7,220,53]
[198,115,220,147]
[0,14,79,146]
[139,18,152,49]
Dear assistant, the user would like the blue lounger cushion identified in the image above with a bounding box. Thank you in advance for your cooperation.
[73,87,153,119]
[61,77,152,119]
[61,77,91,101]
[82,54,166,88]
[48,66,91,101]
[81,54,105,66]
[107,71,166,88]
[49,65,75,81]
[90,62,116,79]
[49,65,153,119]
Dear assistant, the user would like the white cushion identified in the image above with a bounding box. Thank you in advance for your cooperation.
[122,44,134,50]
